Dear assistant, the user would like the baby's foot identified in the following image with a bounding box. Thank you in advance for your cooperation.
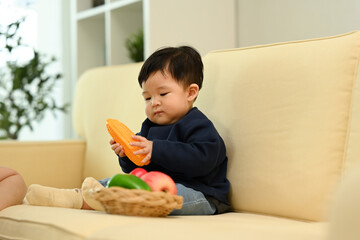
[81,177,105,211]
[24,184,83,209]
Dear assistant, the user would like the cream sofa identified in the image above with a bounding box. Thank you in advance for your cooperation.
[1,32,360,240]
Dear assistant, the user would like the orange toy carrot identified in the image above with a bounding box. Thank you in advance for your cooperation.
[106,119,149,166]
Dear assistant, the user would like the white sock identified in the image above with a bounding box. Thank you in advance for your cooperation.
[81,177,105,211]
[24,184,83,209]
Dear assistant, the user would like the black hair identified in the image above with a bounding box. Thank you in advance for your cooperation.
[138,46,203,89]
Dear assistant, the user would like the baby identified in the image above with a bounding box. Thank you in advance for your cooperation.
[24,46,230,215]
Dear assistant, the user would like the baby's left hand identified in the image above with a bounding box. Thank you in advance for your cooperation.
[130,135,153,165]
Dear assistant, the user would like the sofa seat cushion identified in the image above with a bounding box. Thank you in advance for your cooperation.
[0,205,327,240]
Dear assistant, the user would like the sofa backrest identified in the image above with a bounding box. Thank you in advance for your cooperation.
[195,31,360,221]
[73,31,360,222]
[73,63,145,181]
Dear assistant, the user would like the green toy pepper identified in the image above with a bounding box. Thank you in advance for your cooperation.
[107,174,151,191]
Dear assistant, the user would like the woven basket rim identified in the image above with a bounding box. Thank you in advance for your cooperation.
[93,186,183,217]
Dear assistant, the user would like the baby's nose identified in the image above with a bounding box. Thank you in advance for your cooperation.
[151,98,160,106]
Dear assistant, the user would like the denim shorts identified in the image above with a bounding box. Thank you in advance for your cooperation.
[98,178,216,215]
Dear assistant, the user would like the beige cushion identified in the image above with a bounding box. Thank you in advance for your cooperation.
[73,63,145,180]
[0,205,327,240]
[196,32,360,221]
[0,140,85,188]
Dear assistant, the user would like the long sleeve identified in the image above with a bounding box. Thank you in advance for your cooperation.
[118,156,138,173]
[136,108,230,204]
[150,119,224,178]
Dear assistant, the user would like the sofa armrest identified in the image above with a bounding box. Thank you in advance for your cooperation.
[0,140,86,188]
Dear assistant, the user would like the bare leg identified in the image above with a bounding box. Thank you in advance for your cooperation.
[81,199,93,210]
[0,167,27,211]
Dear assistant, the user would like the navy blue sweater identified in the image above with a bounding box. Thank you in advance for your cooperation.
[118,107,230,208]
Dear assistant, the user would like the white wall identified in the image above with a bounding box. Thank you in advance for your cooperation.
[145,0,237,57]
[237,0,360,47]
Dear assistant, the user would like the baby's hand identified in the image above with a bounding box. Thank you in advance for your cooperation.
[130,135,153,165]
[109,139,126,157]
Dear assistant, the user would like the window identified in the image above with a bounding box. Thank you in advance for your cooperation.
[0,0,67,140]
[0,0,37,67]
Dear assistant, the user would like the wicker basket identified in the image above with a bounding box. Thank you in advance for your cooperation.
[92,187,183,217]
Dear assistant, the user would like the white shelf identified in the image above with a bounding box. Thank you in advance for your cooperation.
[77,5,107,20]
[76,0,141,20]
[77,13,106,76]
[70,0,237,79]
[77,0,103,12]
[108,0,142,11]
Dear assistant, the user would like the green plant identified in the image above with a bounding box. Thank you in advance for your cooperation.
[125,28,144,62]
[0,18,69,140]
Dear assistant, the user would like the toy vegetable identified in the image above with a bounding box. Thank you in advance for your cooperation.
[106,119,149,166]
[107,174,151,191]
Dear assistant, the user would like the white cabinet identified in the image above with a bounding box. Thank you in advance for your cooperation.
[71,0,143,80]
[70,0,237,79]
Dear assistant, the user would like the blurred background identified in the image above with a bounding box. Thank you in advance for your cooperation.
[1,0,359,141]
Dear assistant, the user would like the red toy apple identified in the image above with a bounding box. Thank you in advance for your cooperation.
[129,168,148,178]
[140,171,177,195]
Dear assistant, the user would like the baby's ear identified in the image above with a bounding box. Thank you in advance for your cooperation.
[187,84,199,102]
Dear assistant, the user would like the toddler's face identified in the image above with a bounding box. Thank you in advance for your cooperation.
[141,70,193,125]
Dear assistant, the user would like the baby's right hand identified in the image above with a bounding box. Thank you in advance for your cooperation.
[110,139,126,157]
